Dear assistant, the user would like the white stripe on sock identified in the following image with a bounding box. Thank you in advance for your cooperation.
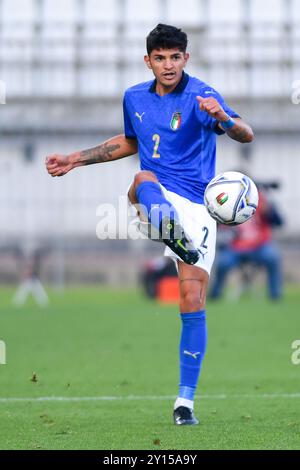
[174,397,194,410]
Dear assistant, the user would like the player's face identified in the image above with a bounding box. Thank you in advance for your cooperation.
[144,48,189,94]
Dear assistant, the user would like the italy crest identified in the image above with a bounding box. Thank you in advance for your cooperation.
[170,111,182,131]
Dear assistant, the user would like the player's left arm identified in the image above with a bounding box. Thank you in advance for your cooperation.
[196,96,254,143]
[222,117,254,143]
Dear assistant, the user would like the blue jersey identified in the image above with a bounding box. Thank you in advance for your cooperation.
[123,72,240,204]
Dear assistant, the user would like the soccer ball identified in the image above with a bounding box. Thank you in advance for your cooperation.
[204,171,259,225]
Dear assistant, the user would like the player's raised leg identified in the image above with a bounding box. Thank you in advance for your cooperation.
[128,171,199,265]
[173,261,209,425]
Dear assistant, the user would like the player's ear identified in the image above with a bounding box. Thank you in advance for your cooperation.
[144,55,152,69]
[184,52,190,65]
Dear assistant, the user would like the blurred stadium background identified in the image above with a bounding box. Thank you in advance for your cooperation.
[0,0,299,289]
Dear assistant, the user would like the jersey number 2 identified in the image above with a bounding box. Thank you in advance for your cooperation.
[201,227,209,249]
[152,134,160,159]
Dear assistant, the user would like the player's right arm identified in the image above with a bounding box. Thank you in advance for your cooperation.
[45,134,137,177]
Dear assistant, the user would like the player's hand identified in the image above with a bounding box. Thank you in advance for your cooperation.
[196,96,229,122]
[45,154,73,177]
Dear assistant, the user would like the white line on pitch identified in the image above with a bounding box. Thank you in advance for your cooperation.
[0,393,300,403]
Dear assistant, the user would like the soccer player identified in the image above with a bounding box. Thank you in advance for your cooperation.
[45,24,254,425]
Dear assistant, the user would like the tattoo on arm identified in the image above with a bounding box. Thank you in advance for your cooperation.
[79,142,121,165]
[227,126,251,143]
[221,119,253,143]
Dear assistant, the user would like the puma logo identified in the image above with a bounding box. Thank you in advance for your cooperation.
[184,350,201,359]
[135,112,145,122]
[197,246,208,260]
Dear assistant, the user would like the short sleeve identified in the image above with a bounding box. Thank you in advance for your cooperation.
[195,88,241,135]
[123,94,137,139]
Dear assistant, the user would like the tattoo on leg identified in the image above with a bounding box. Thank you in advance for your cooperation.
[79,142,120,165]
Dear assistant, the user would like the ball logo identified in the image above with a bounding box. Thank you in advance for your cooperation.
[216,192,228,205]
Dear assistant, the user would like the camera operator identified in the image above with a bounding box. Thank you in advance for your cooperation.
[210,181,283,300]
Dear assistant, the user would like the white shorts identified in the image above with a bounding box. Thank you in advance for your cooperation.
[127,183,217,275]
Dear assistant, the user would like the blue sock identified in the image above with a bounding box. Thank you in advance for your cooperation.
[178,311,207,403]
[135,181,178,230]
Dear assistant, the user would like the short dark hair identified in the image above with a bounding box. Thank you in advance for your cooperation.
[146,24,188,55]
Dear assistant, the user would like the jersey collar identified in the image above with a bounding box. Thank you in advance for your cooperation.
[149,71,189,94]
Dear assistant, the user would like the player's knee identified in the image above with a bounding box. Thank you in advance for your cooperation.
[180,286,204,312]
[133,171,158,189]
[127,182,138,204]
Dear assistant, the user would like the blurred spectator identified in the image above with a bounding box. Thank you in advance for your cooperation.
[13,248,49,307]
[210,187,283,300]
[140,256,177,299]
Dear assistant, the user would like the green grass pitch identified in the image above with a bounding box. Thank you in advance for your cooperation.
[0,286,300,450]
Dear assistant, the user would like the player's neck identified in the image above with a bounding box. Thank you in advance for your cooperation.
[155,75,183,96]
